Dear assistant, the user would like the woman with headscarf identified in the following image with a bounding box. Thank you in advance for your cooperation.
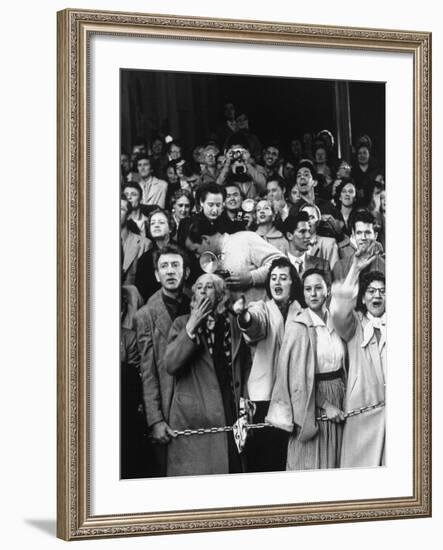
[165,273,250,476]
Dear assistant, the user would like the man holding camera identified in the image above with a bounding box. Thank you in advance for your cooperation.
[216,134,267,196]
[184,215,284,304]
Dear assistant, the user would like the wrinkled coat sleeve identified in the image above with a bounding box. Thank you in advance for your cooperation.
[239,301,268,345]
[330,281,358,342]
[249,235,284,287]
[134,309,163,427]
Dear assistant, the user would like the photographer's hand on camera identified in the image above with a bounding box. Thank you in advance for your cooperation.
[216,149,234,185]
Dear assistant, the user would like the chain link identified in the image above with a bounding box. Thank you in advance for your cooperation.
[174,425,233,437]
[172,402,385,438]
[315,401,385,422]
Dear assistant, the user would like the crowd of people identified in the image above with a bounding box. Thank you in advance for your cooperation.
[120,102,386,478]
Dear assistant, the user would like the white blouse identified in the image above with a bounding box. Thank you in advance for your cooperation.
[309,308,345,374]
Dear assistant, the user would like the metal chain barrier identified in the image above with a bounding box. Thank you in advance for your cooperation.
[173,401,385,439]
[316,401,385,422]
[174,426,234,437]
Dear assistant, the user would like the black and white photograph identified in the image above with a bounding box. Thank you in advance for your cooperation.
[119,68,387,479]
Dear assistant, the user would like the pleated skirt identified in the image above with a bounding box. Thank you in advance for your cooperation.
[286,376,345,470]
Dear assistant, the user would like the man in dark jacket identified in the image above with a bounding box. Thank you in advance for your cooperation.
[134,244,191,476]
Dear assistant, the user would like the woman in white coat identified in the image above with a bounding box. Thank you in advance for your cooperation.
[330,247,386,467]
[266,268,347,470]
[234,256,303,472]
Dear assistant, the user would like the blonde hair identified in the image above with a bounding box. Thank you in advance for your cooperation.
[191,273,229,315]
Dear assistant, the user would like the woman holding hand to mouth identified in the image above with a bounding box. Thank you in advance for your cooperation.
[267,268,346,470]
[233,256,302,472]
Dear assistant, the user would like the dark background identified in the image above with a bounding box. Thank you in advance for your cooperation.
[121,69,385,166]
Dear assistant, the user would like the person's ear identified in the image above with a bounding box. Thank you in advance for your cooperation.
[184,267,190,281]
[286,231,294,241]
[154,270,160,283]
[312,178,318,188]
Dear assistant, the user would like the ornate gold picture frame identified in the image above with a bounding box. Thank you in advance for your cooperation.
[57,8,431,540]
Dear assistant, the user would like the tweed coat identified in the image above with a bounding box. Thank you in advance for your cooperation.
[164,312,250,477]
[308,235,339,270]
[134,289,188,429]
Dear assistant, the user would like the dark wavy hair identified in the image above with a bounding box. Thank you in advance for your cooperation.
[295,159,317,180]
[264,256,303,305]
[301,268,331,308]
[198,182,227,204]
[356,270,385,313]
[187,215,220,244]
[122,181,143,200]
[282,211,310,236]
[333,177,357,209]
[266,175,286,191]
[152,243,190,271]
[145,208,176,240]
[349,208,376,233]
[302,267,330,287]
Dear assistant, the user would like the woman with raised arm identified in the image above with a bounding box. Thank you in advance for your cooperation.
[330,245,386,467]
[266,268,346,470]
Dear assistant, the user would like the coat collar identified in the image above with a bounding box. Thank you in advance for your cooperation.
[149,290,175,338]
[258,226,284,240]
[291,307,315,327]
[361,312,386,350]
[122,231,142,272]
[308,307,335,333]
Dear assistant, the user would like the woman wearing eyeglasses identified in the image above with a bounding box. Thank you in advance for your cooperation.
[330,247,386,468]
[266,268,346,470]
